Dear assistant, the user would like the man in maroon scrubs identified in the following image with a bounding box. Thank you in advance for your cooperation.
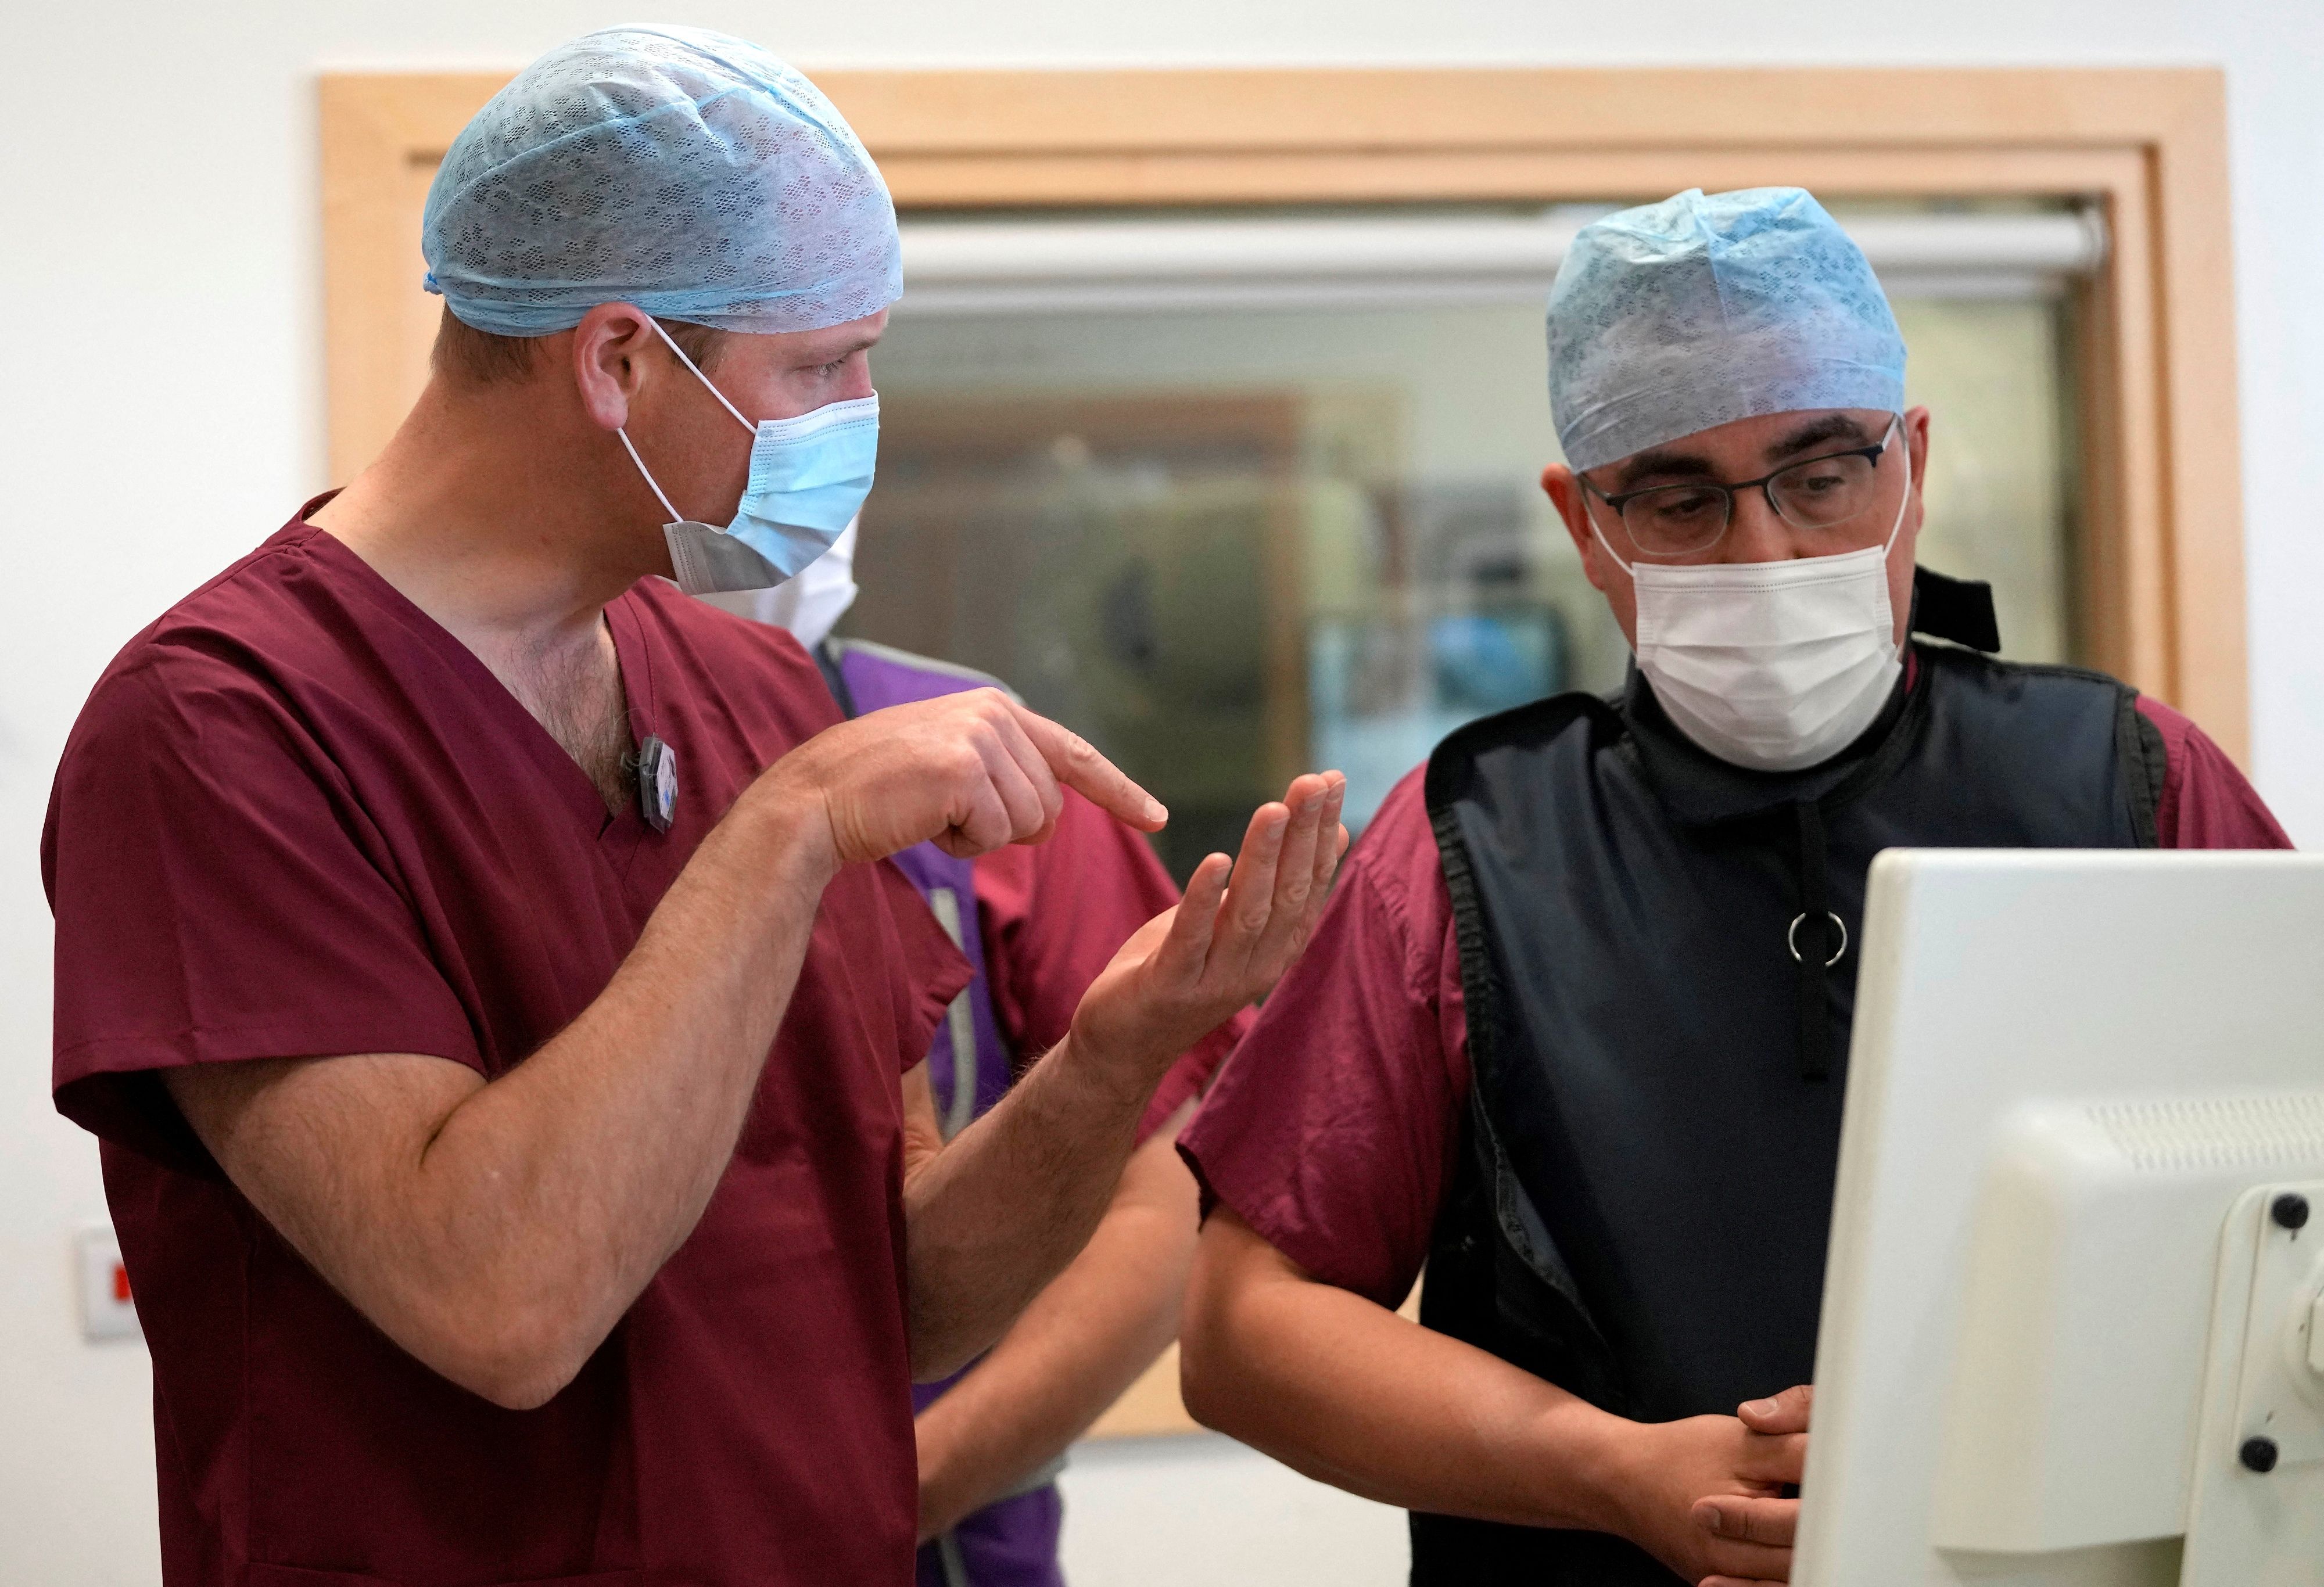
[44,28,1346,1587]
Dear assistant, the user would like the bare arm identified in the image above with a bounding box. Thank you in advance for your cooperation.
[914,1103,1199,1539]
[1181,1208,1812,1587]
[166,690,1162,1411]
[166,796,831,1410]
[901,773,1346,1379]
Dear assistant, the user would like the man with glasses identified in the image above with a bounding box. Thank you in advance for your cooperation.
[1174,188,2287,1587]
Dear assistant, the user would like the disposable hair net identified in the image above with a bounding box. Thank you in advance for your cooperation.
[1547,188,1905,472]
[421,26,901,336]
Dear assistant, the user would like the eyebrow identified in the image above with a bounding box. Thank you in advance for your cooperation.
[795,331,883,367]
[1764,412,1875,462]
[1599,412,1881,493]
[1608,447,1718,491]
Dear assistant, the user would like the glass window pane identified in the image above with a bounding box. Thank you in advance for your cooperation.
[1893,296,2074,665]
[851,206,2080,874]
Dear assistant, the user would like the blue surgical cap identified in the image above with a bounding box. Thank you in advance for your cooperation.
[421,26,901,337]
[1547,188,1906,472]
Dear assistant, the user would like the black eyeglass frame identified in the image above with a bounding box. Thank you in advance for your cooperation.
[1579,414,1905,558]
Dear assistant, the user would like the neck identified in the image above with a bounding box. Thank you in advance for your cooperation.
[314,376,657,651]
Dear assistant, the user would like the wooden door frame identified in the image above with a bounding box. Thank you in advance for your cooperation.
[321,65,2248,760]
[319,64,2247,1441]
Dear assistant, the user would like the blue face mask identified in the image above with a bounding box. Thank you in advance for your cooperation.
[618,320,880,595]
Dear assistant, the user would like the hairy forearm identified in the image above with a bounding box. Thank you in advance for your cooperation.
[1181,1212,1632,1533]
[902,1032,1171,1379]
[901,768,1344,1377]
[412,800,834,1383]
[176,792,837,1408]
[916,1120,1197,1536]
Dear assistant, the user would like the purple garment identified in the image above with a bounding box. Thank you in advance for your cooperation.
[916,1488,1067,1587]
[829,640,1016,1139]
[825,640,1067,1587]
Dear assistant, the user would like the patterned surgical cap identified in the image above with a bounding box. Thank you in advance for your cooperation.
[1547,188,1906,471]
[421,26,900,337]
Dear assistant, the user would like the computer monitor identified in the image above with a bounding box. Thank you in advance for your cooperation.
[1798,850,2324,1587]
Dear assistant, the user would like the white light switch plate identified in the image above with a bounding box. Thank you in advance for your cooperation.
[76,1225,141,1342]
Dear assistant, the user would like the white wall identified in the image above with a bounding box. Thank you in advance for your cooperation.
[4,2,2320,1582]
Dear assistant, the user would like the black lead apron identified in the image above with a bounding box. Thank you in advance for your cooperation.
[1412,571,2163,1585]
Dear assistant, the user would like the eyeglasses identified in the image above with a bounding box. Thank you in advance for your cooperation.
[1581,416,1904,560]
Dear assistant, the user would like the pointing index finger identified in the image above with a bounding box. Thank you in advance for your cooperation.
[1008,701,1167,832]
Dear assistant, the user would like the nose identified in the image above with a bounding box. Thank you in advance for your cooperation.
[1719,485,1794,563]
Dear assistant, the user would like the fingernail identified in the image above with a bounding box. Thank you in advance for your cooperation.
[1145,798,1167,823]
[1745,1399,1778,1418]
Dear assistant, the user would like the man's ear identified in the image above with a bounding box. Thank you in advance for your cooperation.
[1542,464,1610,594]
[570,302,664,433]
[1900,404,1933,545]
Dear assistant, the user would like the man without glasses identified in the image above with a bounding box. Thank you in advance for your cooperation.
[46,27,1344,1587]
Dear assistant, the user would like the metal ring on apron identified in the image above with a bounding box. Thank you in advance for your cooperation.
[1787,910,1848,967]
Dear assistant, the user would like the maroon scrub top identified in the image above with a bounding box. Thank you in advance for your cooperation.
[46,512,969,1587]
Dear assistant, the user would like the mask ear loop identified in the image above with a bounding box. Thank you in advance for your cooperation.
[646,317,756,435]
[616,315,757,526]
[616,428,683,525]
[1878,413,1914,556]
[1580,481,1639,577]
[1875,414,1914,660]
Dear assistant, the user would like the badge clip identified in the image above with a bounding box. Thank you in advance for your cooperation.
[636,735,678,833]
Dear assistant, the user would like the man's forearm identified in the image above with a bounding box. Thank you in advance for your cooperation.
[901,769,1343,1377]
[915,1116,1197,1536]
[173,688,1188,1410]
[173,791,838,1407]
[901,1031,1171,1379]
[408,794,837,1378]
[1180,1209,1634,1532]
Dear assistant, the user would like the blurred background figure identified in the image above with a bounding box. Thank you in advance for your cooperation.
[716,530,1247,1587]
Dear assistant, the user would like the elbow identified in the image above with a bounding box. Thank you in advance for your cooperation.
[1176,1276,1243,1437]
[1178,1209,1282,1440]
[1178,1343,1229,1434]
[407,1296,600,1412]
[907,1317,983,1385]
[458,1353,579,1413]
[1179,1331,1246,1437]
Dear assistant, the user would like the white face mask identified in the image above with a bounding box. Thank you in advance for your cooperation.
[1593,421,1913,774]
[748,516,859,648]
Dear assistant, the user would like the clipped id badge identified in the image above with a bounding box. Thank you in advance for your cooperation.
[636,735,679,833]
